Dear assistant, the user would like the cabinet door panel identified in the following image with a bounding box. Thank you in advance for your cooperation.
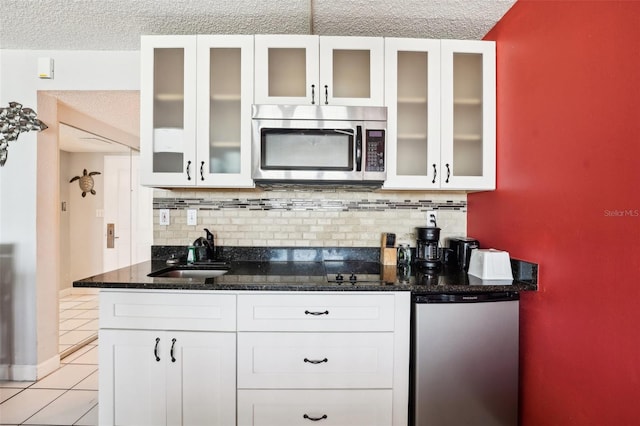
[196,35,254,187]
[383,38,441,189]
[237,389,393,426]
[254,35,320,105]
[99,329,166,426]
[140,35,198,187]
[237,332,394,388]
[441,40,496,190]
[319,36,384,106]
[167,332,236,426]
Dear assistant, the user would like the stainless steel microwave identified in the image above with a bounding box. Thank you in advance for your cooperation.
[252,104,387,185]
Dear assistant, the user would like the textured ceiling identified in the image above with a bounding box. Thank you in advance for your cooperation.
[8,0,515,152]
[0,0,516,50]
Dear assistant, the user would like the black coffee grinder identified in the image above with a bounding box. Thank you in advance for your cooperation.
[415,226,441,269]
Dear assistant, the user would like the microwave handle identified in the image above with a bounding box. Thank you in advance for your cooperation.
[355,125,363,172]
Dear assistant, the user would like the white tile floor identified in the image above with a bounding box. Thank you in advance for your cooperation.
[0,294,99,426]
[59,293,99,357]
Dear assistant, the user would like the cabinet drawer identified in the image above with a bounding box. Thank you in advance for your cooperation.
[237,389,393,426]
[238,332,394,388]
[99,290,236,331]
[237,293,396,331]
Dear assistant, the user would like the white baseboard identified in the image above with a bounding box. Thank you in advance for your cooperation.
[0,363,36,381]
[38,353,61,379]
[0,353,61,381]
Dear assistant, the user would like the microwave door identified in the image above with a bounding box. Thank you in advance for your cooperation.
[255,123,361,182]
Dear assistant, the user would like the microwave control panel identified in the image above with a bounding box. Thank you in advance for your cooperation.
[365,129,385,172]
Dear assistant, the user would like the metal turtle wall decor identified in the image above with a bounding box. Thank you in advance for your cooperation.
[70,169,101,197]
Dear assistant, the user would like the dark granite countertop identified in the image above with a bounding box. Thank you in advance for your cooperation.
[74,247,538,293]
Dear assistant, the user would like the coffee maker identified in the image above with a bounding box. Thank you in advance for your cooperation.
[415,226,441,269]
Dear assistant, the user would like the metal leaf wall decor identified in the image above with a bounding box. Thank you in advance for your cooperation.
[0,102,49,167]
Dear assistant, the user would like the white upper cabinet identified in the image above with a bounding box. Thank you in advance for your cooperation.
[384,38,496,190]
[440,40,496,190]
[140,35,495,190]
[140,35,197,187]
[140,35,254,188]
[196,35,254,187]
[384,38,442,189]
[254,35,384,106]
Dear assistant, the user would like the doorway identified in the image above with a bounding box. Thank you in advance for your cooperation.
[45,90,152,359]
[58,122,152,357]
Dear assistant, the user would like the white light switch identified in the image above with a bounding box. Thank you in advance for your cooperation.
[187,209,197,226]
[159,209,170,226]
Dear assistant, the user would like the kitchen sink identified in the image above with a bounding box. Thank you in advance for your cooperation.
[148,263,230,279]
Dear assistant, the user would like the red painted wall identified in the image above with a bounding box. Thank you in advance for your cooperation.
[471,1,640,424]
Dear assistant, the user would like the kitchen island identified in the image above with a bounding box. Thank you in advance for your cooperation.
[74,248,536,426]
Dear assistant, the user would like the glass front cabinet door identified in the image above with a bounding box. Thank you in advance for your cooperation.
[440,40,496,190]
[254,35,384,106]
[140,35,197,187]
[384,38,442,189]
[196,35,254,187]
[384,38,495,190]
[141,35,254,188]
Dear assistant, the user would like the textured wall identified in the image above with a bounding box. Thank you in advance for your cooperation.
[153,189,468,248]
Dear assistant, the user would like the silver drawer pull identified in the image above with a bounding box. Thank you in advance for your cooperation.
[304,310,329,316]
[303,357,328,364]
[304,414,328,422]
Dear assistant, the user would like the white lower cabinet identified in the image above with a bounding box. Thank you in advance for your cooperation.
[99,290,410,426]
[237,389,393,426]
[98,291,237,426]
[237,292,410,426]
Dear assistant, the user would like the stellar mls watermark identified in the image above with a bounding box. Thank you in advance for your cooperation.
[603,209,639,217]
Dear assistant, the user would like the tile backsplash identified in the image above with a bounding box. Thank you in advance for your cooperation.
[153,189,467,248]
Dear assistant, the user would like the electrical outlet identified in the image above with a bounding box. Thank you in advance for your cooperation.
[187,209,198,226]
[426,210,438,227]
[159,209,170,226]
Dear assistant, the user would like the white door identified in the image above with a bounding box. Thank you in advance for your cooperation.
[103,155,131,272]
[104,155,152,272]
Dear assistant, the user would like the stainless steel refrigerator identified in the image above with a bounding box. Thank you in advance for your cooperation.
[411,292,519,426]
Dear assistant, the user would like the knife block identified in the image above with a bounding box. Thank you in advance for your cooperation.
[380,248,397,265]
[380,233,397,266]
